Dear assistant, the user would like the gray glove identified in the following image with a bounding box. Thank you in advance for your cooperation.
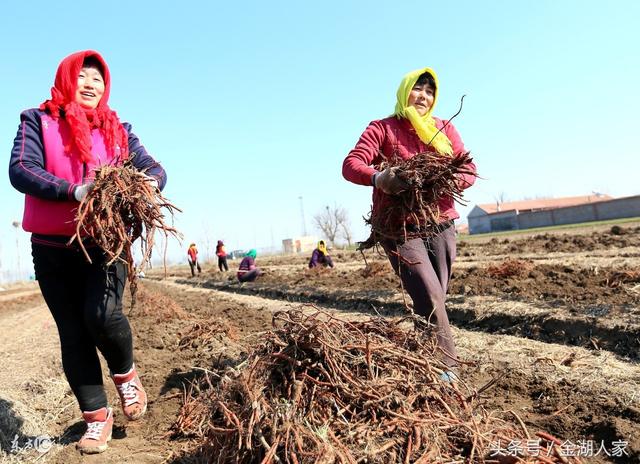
[373,167,409,195]
[73,182,94,202]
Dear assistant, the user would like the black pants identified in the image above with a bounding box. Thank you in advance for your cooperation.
[383,224,458,367]
[218,256,229,272]
[318,255,334,268]
[189,259,202,276]
[238,268,261,282]
[32,243,134,411]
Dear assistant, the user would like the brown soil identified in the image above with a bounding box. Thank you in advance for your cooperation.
[458,225,640,255]
[1,222,638,463]
[215,226,639,357]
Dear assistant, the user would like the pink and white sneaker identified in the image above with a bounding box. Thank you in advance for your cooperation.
[76,407,113,454]
[112,365,148,421]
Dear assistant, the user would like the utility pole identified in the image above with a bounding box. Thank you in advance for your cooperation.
[298,196,307,236]
[270,226,275,252]
[12,221,21,281]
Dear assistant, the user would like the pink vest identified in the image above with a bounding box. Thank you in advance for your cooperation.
[22,114,123,236]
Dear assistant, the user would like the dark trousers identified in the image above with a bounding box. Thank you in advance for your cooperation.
[218,256,229,272]
[189,259,202,276]
[238,268,260,282]
[320,255,334,268]
[309,254,334,269]
[32,243,134,411]
[383,224,458,367]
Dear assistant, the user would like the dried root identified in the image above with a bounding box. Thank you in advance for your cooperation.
[70,161,182,302]
[361,150,475,250]
[487,259,534,278]
[171,308,580,463]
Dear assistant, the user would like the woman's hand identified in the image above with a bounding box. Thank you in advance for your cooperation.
[73,182,94,202]
[373,167,409,195]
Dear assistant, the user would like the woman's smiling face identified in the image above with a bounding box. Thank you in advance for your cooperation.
[75,66,105,109]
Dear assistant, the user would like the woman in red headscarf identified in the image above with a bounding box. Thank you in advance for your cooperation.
[9,50,167,454]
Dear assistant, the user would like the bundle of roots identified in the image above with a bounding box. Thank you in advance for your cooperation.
[360,150,475,250]
[171,309,580,463]
[70,162,181,298]
[606,269,640,288]
[487,259,534,279]
[178,318,240,349]
[132,285,190,321]
[360,261,390,278]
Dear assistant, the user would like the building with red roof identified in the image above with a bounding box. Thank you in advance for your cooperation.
[467,194,640,234]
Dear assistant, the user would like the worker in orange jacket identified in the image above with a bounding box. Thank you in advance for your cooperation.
[187,243,202,277]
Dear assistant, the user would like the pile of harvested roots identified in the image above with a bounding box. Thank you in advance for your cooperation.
[360,261,390,278]
[606,269,640,288]
[487,259,533,278]
[178,318,240,349]
[131,285,190,321]
[172,309,580,463]
[70,162,181,295]
[360,150,475,250]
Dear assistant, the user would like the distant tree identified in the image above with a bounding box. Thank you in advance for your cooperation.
[313,204,350,246]
[340,216,353,247]
[494,192,508,211]
[200,220,214,262]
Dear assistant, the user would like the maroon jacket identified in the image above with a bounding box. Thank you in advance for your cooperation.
[237,256,256,279]
[342,116,476,223]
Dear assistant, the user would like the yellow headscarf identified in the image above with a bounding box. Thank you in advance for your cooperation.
[393,67,453,156]
[317,240,327,255]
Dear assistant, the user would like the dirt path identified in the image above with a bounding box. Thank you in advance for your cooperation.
[0,289,41,302]
[0,296,70,463]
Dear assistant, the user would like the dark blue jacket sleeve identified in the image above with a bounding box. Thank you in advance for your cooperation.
[8,109,76,200]
[123,122,167,191]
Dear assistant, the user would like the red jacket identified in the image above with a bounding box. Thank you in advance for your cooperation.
[187,246,198,262]
[216,244,226,257]
[342,116,476,223]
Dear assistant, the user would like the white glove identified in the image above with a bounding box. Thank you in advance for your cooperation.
[374,167,409,195]
[141,173,159,190]
[73,182,94,202]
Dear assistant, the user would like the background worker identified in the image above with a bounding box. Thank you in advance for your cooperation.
[187,243,202,277]
[216,240,229,272]
[308,240,334,269]
[237,249,262,282]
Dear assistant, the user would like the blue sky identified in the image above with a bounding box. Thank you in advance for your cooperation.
[1,0,639,278]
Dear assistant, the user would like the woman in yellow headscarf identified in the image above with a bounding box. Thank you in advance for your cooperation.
[309,240,334,269]
[342,67,477,381]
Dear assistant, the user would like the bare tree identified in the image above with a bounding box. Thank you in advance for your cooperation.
[494,192,508,212]
[200,220,214,263]
[340,216,353,247]
[313,204,349,246]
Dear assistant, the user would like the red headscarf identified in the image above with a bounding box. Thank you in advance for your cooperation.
[40,50,129,163]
